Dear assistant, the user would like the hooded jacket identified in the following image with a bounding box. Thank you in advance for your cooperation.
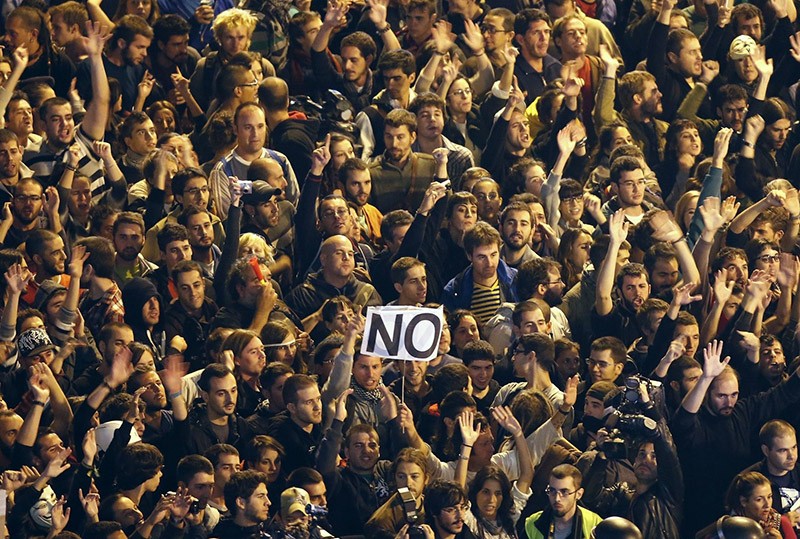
[441,260,518,314]
[269,114,320,185]
[122,278,166,360]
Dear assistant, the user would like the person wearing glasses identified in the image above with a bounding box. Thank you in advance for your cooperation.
[524,464,602,539]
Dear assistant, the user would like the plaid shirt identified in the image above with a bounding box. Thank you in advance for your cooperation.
[80,283,125,340]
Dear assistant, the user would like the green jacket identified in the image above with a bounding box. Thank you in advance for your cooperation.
[525,506,603,539]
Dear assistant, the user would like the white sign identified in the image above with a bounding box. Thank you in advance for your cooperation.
[360,306,444,362]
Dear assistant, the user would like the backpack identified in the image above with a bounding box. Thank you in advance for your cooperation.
[240,0,291,72]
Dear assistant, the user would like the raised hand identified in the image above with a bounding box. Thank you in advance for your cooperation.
[419,181,448,214]
[170,487,194,520]
[44,186,60,215]
[737,330,760,353]
[491,405,522,437]
[28,364,51,403]
[673,282,702,306]
[462,18,485,54]
[720,196,740,223]
[83,20,111,58]
[107,344,134,388]
[334,388,353,422]
[557,123,578,155]
[562,76,585,98]
[12,46,28,69]
[79,486,101,520]
[698,196,725,236]
[563,375,578,408]
[745,114,765,139]
[44,447,72,479]
[699,60,720,84]
[650,210,684,243]
[791,32,800,63]
[160,354,188,397]
[311,134,332,174]
[1,201,11,224]
[68,244,89,279]
[431,21,454,53]
[50,496,71,534]
[713,270,735,304]
[751,45,774,78]
[746,269,772,300]
[82,428,97,466]
[784,188,800,217]
[766,189,786,207]
[457,408,480,447]
[608,209,629,245]
[4,263,32,296]
[702,340,730,379]
[138,70,155,100]
[777,253,800,290]
[712,127,733,166]
[717,0,733,26]
[379,384,398,421]
[663,339,686,363]
[599,44,620,75]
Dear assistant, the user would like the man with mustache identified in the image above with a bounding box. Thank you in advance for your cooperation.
[148,15,197,103]
[500,201,537,269]
[183,364,253,456]
[4,95,41,152]
[517,258,571,340]
[424,481,474,539]
[594,210,652,347]
[341,158,383,246]
[0,129,33,207]
[112,211,157,287]
[368,108,442,214]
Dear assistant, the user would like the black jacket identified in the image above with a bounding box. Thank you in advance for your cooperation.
[211,518,267,539]
[163,298,219,372]
[269,117,320,189]
[628,433,684,538]
[264,411,323,473]
[177,404,252,457]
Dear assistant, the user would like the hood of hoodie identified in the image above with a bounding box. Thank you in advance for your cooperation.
[122,277,162,330]
[270,116,321,144]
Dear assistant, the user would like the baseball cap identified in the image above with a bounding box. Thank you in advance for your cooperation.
[729,35,757,60]
[17,328,56,359]
[33,280,67,312]
[281,487,310,519]
[242,180,282,205]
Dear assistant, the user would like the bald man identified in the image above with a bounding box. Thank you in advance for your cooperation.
[258,76,319,182]
[285,235,382,328]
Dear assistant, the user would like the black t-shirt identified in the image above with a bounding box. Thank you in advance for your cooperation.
[770,471,800,513]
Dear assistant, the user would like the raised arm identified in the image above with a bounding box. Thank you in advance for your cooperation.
[650,211,701,286]
[454,409,479,488]
[700,269,735,344]
[680,340,729,414]
[594,45,621,134]
[80,21,111,140]
[492,406,533,493]
[415,23,450,94]
[463,19,493,97]
[595,210,628,316]
[160,354,189,422]
[366,0,401,52]
[0,47,29,127]
[0,264,32,342]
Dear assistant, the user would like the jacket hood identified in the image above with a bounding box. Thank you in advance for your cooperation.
[271,116,321,139]
[122,277,162,328]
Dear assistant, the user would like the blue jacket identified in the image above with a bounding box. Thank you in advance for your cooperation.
[441,260,518,313]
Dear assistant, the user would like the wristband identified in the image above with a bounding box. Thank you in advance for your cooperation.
[462,444,473,448]
[378,24,392,34]
[32,400,46,407]
[101,379,114,392]
[169,390,182,400]
[557,406,572,415]
[671,237,686,245]
[64,164,78,172]
[742,140,755,149]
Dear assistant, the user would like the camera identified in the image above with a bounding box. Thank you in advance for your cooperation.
[306,503,328,518]
[398,487,425,539]
[618,375,659,412]
[189,500,202,514]
[238,180,253,194]
[602,411,659,459]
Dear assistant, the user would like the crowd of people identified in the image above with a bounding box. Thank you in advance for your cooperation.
[0,0,799,537]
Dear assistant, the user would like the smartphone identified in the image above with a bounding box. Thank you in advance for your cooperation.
[238,180,253,194]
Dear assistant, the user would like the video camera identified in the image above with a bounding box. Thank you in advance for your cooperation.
[601,375,663,460]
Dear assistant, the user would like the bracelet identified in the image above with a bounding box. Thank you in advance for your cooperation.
[458,455,470,461]
[168,390,182,400]
[32,400,46,407]
[64,164,78,172]
[557,406,572,415]
[576,137,588,148]
[742,140,755,149]
[377,24,392,34]
[101,379,114,392]
[671,237,686,245]
[462,444,473,448]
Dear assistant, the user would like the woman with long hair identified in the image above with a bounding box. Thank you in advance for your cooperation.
[726,471,796,538]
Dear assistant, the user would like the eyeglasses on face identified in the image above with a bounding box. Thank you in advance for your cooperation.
[545,486,578,498]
